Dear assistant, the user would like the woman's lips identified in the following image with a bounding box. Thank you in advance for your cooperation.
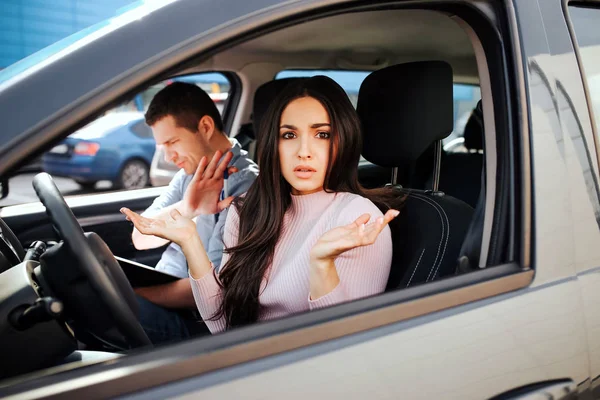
[294,165,316,179]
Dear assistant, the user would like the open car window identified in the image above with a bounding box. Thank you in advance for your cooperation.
[0,72,234,206]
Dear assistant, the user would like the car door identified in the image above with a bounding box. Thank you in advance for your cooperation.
[561,2,600,398]
[0,0,593,399]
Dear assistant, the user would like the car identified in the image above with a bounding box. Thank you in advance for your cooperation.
[0,0,599,399]
[42,112,155,190]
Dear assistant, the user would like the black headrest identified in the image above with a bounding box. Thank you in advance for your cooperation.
[253,78,306,135]
[463,100,484,151]
[357,61,454,167]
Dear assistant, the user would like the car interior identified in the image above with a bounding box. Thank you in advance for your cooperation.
[0,5,509,385]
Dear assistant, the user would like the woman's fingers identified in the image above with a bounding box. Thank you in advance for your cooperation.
[120,207,137,222]
[350,213,371,228]
[360,209,400,244]
[121,207,157,235]
[169,208,182,221]
[384,209,400,223]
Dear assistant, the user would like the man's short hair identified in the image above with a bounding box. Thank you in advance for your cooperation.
[145,81,224,132]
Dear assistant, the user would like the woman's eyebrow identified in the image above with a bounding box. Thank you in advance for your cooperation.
[279,123,331,129]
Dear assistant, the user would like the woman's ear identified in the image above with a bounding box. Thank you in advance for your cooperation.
[198,115,216,138]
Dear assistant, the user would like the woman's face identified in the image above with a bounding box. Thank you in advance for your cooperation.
[278,96,332,195]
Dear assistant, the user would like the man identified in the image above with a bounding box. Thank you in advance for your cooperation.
[132,82,258,343]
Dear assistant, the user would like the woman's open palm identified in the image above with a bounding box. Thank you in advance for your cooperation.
[121,207,196,246]
[310,209,399,261]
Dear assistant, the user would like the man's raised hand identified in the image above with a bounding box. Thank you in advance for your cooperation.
[181,150,236,218]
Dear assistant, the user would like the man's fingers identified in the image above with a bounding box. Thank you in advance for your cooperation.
[215,151,234,176]
[191,156,208,182]
[227,166,238,175]
[204,150,222,178]
[217,196,235,212]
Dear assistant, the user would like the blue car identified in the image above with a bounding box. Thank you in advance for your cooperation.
[43,112,155,190]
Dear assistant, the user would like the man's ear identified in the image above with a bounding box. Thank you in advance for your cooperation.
[198,115,216,138]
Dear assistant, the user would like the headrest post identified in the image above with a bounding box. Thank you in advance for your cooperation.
[432,140,442,192]
[391,167,399,185]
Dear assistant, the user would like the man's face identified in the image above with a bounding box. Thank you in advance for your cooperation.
[152,115,208,175]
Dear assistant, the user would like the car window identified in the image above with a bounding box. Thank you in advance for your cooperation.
[0,72,234,206]
[275,70,481,154]
[130,121,153,139]
[569,5,600,135]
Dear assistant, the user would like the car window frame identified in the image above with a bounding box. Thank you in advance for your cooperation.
[563,0,600,158]
[0,0,530,396]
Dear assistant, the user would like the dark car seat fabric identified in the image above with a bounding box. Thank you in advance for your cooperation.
[357,61,474,289]
[358,61,454,167]
[438,100,484,208]
[389,189,474,288]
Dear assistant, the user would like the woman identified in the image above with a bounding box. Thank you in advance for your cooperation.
[122,76,399,333]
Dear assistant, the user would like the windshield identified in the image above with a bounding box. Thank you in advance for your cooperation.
[0,0,179,86]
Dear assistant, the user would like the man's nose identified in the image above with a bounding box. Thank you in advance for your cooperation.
[164,147,176,162]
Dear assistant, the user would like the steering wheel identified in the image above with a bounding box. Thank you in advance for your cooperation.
[32,172,151,348]
[0,217,25,273]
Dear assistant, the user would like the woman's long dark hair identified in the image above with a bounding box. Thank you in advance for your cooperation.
[213,76,401,328]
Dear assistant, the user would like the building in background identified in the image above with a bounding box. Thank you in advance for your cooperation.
[1,0,139,69]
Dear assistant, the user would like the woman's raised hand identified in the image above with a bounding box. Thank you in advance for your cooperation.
[120,207,197,246]
[181,150,237,218]
[310,209,399,262]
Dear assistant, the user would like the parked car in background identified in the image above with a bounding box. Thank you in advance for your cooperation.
[43,112,155,190]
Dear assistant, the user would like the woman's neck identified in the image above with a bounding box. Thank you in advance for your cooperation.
[290,190,337,218]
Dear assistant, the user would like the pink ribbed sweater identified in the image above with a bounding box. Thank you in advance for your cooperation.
[190,190,393,333]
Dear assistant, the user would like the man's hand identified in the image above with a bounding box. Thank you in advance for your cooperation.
[181,150,237,218]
